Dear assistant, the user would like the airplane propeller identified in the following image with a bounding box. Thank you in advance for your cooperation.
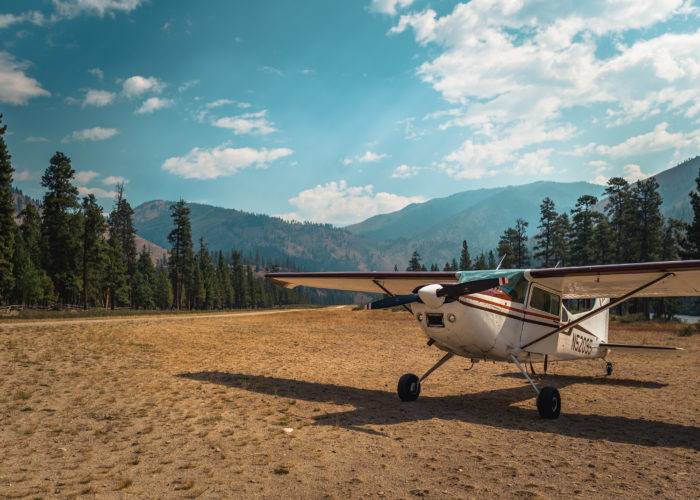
[364,276,508,310]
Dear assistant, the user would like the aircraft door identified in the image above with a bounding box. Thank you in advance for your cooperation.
[520,283,562,353]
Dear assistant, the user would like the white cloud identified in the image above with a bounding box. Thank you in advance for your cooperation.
[63,126,119,142]
[0,52,50,105]
[510,148,554,176]
[388,1,700,177]
[51,0,145,18]
[342,157,354,166]
[102,175,128,185]
[15,169,33,181]
[623,164,651,182]
[87,67,103,80]
[588,159,610,185]
[370,0,414,16]
[136,96,174,114]
[122,75,164,98]
[24,135,49,143]
[162,144,293,179]
[78,186,116,199]
[0,11,45,29]
[391,164,421,178]
[82,88,115,107]
[357,151,388,163]
[213,110,276,135]
[74,170,99,184]
[258,65,283,76]
[595,122,696,157]
[280,180,425,225]
[178,80,199,92]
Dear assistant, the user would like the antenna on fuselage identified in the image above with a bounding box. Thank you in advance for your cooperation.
[495,255,506,270]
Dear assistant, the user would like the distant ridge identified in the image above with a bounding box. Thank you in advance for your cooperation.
[133,157,700,271]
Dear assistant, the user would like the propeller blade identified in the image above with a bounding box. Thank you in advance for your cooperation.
[365,294,421,310]
[411,277,508,299]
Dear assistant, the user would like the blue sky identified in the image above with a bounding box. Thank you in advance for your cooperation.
[1,0,699,225]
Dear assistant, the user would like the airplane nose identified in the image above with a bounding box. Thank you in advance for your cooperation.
[417,284,446,309]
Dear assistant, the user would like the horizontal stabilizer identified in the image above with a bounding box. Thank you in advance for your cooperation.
[601,343,683,351]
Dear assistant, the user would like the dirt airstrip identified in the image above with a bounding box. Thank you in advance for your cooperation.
[0,308,698,498]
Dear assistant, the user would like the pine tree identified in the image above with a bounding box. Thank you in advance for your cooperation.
[551,213,571,267]
[81,195,107,308]
[497,228,516,269]
[604,177,638,263]
[570,195,599,266]
[498,219,529,268]
[684,168,700,259]
[533,197,557,267]
[197,238,216,309]
[591,215,614,265]
[487,250,496,269]
[459,240,471,270]
[216,251,233,308]
[406,250,422,271]
[108,184,137,304]
[474,252,487,270]
[154,264,173,310]
[105,235,129,308]
[442,261,451,271]
[41,152,81,305]
[133,248,156,309]
[13,205,52,305]
[450,258,457,271]
[168,200,194,309]
[632,178,663,262]
[0,115,15,303]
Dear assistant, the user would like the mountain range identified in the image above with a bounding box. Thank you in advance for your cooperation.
[132,156,700,271]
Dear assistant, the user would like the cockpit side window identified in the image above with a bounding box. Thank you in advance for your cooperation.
[529,286,562,317]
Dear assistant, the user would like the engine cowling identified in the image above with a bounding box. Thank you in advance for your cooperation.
[417,284,446,309]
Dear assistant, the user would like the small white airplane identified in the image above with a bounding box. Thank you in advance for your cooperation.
[266,260,697,419]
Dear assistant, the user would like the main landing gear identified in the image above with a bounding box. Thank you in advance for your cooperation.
[605,361,614,376]
[397,352,454,402]
[511,354,561,419]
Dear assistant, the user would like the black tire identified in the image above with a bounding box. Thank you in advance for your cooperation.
[397,373,420,402]
[606,362,614,376]
[536,386,561,419]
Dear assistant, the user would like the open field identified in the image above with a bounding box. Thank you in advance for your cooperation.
[1,309,698,498]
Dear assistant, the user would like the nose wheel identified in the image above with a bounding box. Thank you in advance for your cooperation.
[397,373,420,401]
[397,352,455,402]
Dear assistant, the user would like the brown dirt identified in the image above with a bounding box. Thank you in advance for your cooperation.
[0,308,697,498]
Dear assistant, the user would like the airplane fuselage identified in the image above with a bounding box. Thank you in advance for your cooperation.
[410,289,608,363]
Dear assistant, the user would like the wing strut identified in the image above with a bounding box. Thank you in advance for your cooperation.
[520,272,674,350]
[372,279,412,313]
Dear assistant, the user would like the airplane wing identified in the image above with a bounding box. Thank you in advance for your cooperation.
[264,271,459,295]
[526,260,700,299]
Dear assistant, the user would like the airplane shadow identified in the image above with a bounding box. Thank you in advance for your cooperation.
[177,371,698,450]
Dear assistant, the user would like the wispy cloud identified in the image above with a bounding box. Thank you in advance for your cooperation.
[162,144,293,179]
[280,180,424,225]
[212,110,275,135]
[63,126,119,143]
[136,96,174,114]
[0,51,50,105]
[82,88,115,107]
[122,75,165,98]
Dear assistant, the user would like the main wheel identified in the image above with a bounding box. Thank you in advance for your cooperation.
[397,373,420,402]
[536,386,561,419]
[606,362,614,376]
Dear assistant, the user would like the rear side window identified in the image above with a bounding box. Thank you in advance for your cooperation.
[529,286,561,317]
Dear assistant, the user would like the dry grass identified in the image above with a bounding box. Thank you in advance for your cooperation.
[0,309,697,498]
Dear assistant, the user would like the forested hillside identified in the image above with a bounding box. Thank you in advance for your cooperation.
[134,200,382,271]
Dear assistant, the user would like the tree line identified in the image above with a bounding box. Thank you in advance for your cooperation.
[0,116,308,310]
